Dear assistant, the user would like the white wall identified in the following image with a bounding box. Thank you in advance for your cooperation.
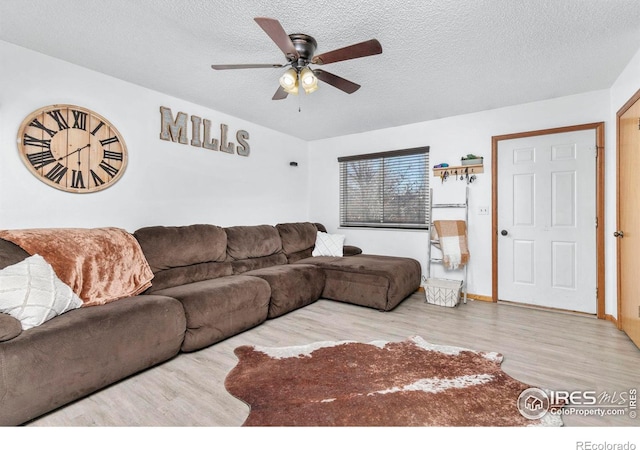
[308,90,611,309]
[0,41,309,231]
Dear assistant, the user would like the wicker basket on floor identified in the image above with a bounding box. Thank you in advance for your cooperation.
[424,278,462,307]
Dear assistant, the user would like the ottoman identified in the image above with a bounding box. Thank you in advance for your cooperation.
[296,254,422,311]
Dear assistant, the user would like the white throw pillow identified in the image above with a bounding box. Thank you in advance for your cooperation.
[0,254,82,330]
[312,231,346,257]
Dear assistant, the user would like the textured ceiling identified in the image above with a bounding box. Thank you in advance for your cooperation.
[1,0,640,141]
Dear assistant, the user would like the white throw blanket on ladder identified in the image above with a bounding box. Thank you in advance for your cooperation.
[432,220,470,270]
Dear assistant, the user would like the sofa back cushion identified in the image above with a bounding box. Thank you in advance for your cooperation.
[276,222,319,263]
[134,225,232,292]
[135,224,227,271]
[225,225,286,273]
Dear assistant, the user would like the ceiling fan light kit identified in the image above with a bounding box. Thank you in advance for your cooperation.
[279,68,299,94]
[211,17,382,101]
[279,68,318,95]
[300,67,319,94]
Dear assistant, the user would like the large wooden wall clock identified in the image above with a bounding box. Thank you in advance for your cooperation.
[17,104,128,193]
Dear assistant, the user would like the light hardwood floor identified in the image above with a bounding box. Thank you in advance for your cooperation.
[27,293,640,427]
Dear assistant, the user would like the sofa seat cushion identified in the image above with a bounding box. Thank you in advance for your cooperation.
[0,295,185,426]
[152,275,270,352]
[295,254,421,311]
[244,264,325,319]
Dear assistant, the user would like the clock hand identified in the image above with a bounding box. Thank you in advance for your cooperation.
[58,143,90,160]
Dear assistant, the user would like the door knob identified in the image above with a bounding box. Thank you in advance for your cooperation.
[613,230,624,238]
[501,230,508,236]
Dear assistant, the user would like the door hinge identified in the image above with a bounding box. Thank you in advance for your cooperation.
[595,217,598,228]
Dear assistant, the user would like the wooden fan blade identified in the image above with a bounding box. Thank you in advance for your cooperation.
[312,39,382,65]
[254,17,299,60]
[211,63,284,70]
[272,86,288,100]
[313,69,360,94]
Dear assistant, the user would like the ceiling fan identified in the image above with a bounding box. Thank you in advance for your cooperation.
[211,17,382,100]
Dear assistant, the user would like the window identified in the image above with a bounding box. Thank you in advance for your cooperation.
[338,147,430,229]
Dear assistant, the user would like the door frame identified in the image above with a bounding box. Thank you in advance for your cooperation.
[491,122,605,319]
[616,88,640,330]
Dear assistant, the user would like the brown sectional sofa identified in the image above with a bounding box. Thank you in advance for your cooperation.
[0,221,421,425]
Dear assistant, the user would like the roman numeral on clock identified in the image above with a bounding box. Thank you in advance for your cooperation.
[99,160,119,177]
[26,150,57,169]
[72,110,88,130]
[45,163,68,184]
[90,169,105,187]
[29,118,57,137]
[23,134,51,149]
[103,150,123,161]
[91,121,105,136]
[46,109,70,131]
[100,135,119,146]
[71,170,85,189]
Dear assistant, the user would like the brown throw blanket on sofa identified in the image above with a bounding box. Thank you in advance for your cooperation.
[0,227,153,306]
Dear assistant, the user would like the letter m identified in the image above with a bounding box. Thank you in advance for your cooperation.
[159,106,189,144]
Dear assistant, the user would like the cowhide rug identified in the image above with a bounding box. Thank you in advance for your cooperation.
[224,336,563,427]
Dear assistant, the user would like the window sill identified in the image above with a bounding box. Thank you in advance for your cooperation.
[339,225,429,232]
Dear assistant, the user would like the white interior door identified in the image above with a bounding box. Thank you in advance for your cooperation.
[497,130,596,313]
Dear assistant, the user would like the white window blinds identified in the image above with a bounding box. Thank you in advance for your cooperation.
[338,147,430,229]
